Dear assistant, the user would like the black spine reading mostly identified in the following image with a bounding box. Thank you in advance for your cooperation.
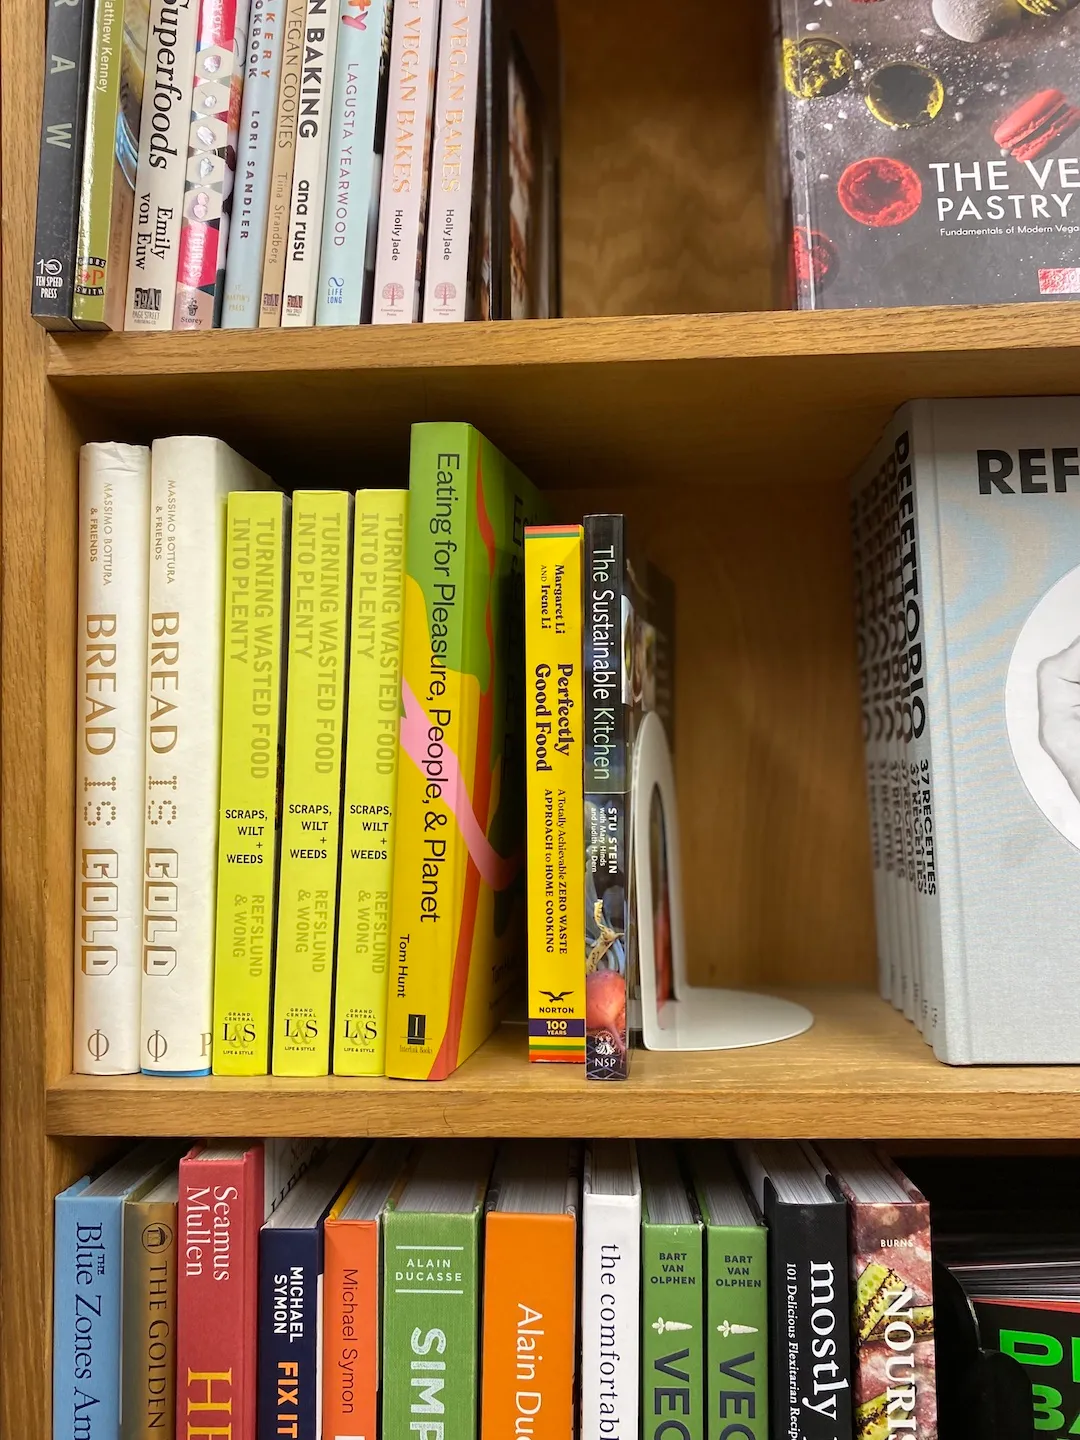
[764,1189,854,1440]
[32,0,94,329]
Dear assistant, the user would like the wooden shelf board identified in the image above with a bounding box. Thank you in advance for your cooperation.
[44,988,1080,1140]
[45,304,1080,489]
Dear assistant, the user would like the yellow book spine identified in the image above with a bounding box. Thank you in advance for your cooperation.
[525,526,586,1061]
[121,1195,178,1440]
[333,491,408,1075]
[212,493,290,1075]
[272,491,353,1075]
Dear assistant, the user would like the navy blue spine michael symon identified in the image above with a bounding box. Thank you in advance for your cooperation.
[257,1226,321,1440]
[32,0,95,328]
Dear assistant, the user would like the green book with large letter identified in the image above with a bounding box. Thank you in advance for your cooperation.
[381,1141,494,1440]
[641,1142,705,1440]
[688,1144,769,1440]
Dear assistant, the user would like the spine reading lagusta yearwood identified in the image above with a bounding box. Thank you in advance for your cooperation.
[32,0,95,328]
[141,438,271,1077]
[273,492,353,1075]
[124,0,199,329]
[260,0,307,323]
[221,0,287,326]
[421,0,480,322]
[212,492,291,1075]
[333,491,408,1075]
[371,0,440,324]
[525,525,585,1062]
[315,0,393,325]
[280,0,341,325]
[75,444,151,1076]
[73,0,142,330]
[173,0,252,328]
[385,424,543,1080]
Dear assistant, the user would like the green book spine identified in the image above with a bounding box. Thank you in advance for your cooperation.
[642,1216,705,1440]
[704,1223,769,1440]
[382,1206,482,1440]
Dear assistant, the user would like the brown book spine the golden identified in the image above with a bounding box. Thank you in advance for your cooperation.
[121,1194,177,1440]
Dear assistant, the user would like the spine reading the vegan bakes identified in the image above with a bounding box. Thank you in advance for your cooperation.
[421,0,481,321]
[221,0,287,326]
[177,1147,264,1440]
[371,0,440,323]
[334,491,408,1075]
[141,438,271,1076]
[75,444,151,1076]
[280,0,341,325]
[125,0,199,330]
[173,0,252,328]
[212,492,290,1075]
[73,0,142,330]
[525,525,585,1062]
[273,492,352,1075]
[316,0,393,326]
[259,0,306,323]
[32,0,95,328]
[583,514,632,1080]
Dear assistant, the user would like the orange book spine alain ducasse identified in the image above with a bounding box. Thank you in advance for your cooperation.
[481,1211,577,1440]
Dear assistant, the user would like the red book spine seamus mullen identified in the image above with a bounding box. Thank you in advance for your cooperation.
[176,1144,265,1440]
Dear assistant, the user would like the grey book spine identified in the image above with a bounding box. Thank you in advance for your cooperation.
[32,0,95,328]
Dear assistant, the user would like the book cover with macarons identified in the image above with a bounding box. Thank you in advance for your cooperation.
[777,0,1080,308]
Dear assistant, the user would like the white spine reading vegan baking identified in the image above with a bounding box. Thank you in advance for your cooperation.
[371,0,441,324]
[421,0,480,322]
[75,444,151,1075]
[141,437,271,1076]
[124,0,200,330]
[281,0,342,326]
[222,0,288,327]
[581,1149,641,1440]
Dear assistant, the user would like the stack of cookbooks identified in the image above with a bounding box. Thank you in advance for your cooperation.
[32,0,559,331]
[74,422,542,1079]
[53,1137,949,1440]
[850,397,1080,1063]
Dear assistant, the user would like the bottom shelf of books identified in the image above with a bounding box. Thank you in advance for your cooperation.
[51,1134,1067,1440]
[46,986,1080,1139]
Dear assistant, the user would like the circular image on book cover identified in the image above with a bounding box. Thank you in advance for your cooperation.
[1006,562,1080,851]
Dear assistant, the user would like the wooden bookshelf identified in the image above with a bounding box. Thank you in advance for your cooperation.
[3,0,1079,1434]
[42,987,1080,1142]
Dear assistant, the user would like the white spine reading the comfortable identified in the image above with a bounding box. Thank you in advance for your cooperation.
[421,0,480,323]
[581,1145,641,1439]
[141,437,271,1075]
[75,444,152,1074]
[124,0,200,330]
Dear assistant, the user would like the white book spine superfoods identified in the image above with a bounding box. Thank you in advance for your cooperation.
[75,444,151,1075]
[371,0,440,324]
[421,0,479,322]
[141,437,271,1076]
[581,1145,641,1440]
[281,0,342,326]
[315,0,392,326]
[124,0,200,330]
[222,0,288,327]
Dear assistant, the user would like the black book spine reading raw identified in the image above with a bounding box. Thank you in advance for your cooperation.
[32,0,95,329]
[765,1194,854,1440]
[584,514,630,1080]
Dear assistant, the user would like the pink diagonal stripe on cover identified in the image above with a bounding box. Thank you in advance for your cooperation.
[399,679,518,891]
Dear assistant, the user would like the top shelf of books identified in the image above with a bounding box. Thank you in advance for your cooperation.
[46,305,1080,489]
